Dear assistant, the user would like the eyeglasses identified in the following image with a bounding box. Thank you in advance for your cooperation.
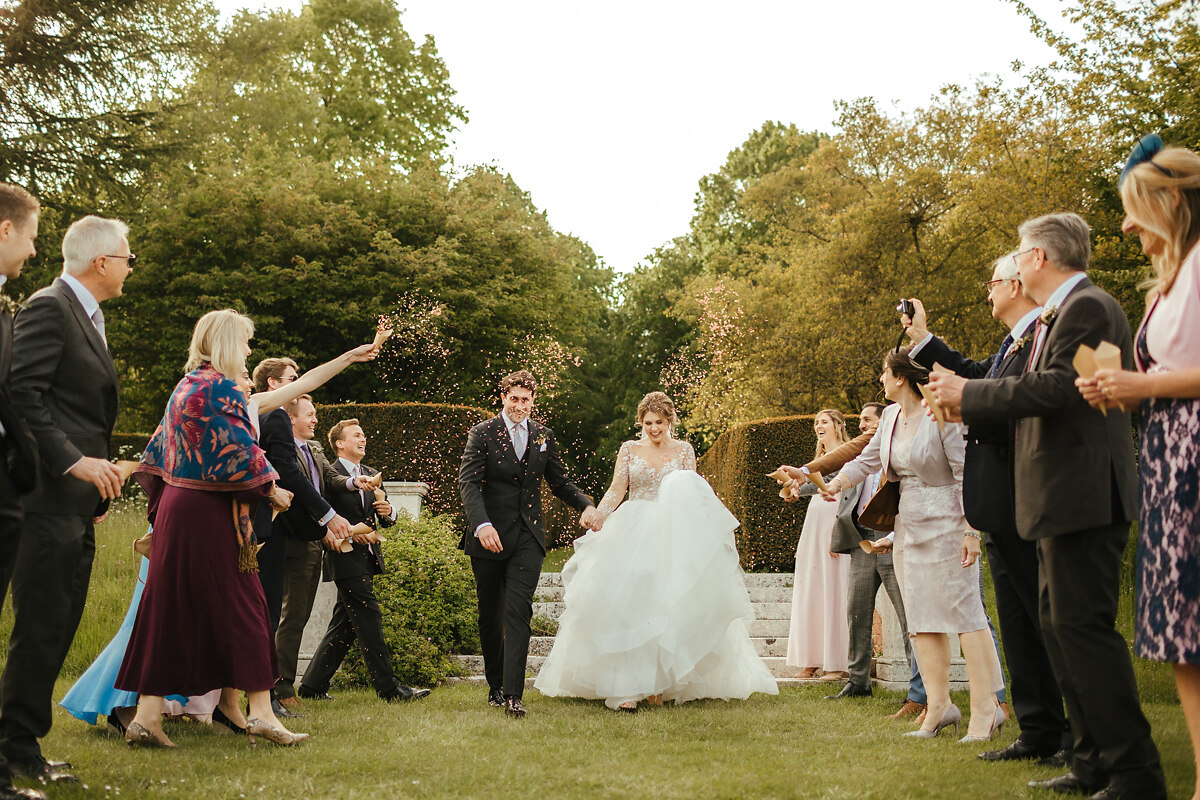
[983,278,1019,294]
[105,253,137,266]
[1011,248,1038,270]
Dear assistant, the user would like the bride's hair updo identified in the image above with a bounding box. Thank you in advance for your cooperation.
[637,391,678,433]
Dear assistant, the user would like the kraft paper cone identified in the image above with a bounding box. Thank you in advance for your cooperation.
[931,363,954,375]
[1073,344,1105,417]
[778,484,797,501]
[1093,342,1127,412]
[366,472,383,489]
[372,326,394,350]
[806,471,829,492]
[373,488,388,503]
[766,468,789,484]
[917,383,946,430]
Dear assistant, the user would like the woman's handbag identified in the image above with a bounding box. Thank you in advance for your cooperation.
[857,478,900,532]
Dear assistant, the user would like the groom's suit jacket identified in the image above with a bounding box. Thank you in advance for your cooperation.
[10,277,118,516]
[913,321,1035,538]
[961,277,1138,540]
[458,415,591,560]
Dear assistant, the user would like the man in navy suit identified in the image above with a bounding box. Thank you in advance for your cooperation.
[905,254,1071,766]
[458,370,595,718]
[0,216,130,786]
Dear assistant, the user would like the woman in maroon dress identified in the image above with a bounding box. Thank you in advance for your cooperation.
[116,310,305,747]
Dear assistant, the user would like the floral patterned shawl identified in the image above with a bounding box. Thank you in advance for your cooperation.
[136,364,278,571]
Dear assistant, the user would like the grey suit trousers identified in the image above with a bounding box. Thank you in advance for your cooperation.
[274,539,324,697]
[846,544,911,690]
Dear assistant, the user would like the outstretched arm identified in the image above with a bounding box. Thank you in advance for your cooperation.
[253,343,378,413]
[590,442,631,531]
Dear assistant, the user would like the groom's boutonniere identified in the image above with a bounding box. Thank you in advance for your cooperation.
[1039,305,1060,326]
[1009,331,1033,353]
[533,432,548,451]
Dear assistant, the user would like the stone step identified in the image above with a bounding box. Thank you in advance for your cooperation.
[526,636,791,658]
[537,571,795,590]
[534,585,793,604]
[749,618,791,637]
[533,600,793,622]
[453,653,811,680]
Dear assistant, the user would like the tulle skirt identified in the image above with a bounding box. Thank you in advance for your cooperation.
[60,557,219,725]
[534,470,778,709]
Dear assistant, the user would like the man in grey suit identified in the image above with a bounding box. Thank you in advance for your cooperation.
[820,402,915,702]
[0,216,130,785]
[930,213,1164,800]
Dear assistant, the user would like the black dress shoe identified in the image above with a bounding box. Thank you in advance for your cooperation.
[1028,772,1103,795]
[297,685,334,701]
[824,683,871,700]
[1088,777,1167,800]
[487,688,504,707]
[9,758,77,785]
[979,738,1046,762]
[504,696,526,718]
[0,785,46,800]
[382,684,432,702]
[270,697,303,719]
[1038,748,1072,768]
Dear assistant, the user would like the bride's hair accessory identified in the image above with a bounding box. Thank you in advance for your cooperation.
[637,391,678,437]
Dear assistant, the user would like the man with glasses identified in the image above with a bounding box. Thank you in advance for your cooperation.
[929,214,1165,800]
[0,216,130,786]
[904,254,1073,767]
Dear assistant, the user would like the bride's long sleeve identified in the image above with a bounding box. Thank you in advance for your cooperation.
[595,441,631,523]
[682,441,696,471]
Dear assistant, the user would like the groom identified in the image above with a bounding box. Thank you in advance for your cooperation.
[458,370,596,718]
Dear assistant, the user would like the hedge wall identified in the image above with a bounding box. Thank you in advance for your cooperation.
[698,414,860,573]
[110,403,586,544]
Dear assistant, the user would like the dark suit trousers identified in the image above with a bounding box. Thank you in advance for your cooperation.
[470,525,542,698]
[846,545,910,690]
[0,513,95,762]
[1037,521,1163,789]
[274,539,323,698]
[256,530,288,634]
[985,528,1068,753]
[0,457,21,783]
[301,574,396,696]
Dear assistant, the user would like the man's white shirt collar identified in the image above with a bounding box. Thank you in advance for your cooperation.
[501,411,527,432]
[338,456,361,474]
[1012,307,1043,338]
[1043,272,1088,314]
[60,272,100,320]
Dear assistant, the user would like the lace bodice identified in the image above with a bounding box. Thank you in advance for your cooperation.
[596,440,697,519]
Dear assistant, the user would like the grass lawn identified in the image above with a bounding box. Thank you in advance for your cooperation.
[0,506,1192,798]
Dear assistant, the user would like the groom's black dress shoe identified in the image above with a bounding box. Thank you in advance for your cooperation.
[1027,772,1102,794]
[298,685,334,701]
[504,697,526,718]
[382,684,431,702]
[0,784,46,800]
[10,758,77,785]
[1039,748,1072,768]
[271,698,303,719]
[979,738,1048,762]
[825,683,871,700]
[487,688,504,707]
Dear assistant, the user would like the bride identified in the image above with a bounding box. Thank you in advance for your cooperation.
[534,392,778,711]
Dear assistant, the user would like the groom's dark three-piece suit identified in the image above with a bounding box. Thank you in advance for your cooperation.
[459,413,591,702]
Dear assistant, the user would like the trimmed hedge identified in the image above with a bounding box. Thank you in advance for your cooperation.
[698,414,859,573]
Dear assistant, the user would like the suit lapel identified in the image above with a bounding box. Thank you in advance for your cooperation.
[1035,277,1094,372]
[879,404,900,478]
[55,279,118,387]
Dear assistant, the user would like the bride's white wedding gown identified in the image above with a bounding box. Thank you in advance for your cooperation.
[534,439,778,709]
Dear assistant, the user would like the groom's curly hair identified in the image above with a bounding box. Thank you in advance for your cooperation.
[499,370,538,395]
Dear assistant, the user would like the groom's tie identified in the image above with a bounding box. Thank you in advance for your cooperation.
[986,333,1014,379]
[511,423,527,461]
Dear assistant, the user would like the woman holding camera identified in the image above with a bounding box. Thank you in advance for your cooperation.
[823,348,1003,741]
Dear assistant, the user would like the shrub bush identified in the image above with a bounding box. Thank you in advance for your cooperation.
[697,414,834,572]
[333,511,480,689]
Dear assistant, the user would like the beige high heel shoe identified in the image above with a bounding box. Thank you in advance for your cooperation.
[245,718,309,746]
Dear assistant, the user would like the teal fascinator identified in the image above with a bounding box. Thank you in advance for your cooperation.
[1120,133,1174,186]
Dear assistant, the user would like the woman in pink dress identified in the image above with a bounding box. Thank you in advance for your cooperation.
[784,409,851,680]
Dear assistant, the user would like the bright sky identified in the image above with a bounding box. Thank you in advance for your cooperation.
[214,0,1073,274]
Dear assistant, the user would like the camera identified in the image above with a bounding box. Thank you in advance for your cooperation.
[896,299,915,318]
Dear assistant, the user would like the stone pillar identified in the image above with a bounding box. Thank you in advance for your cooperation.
[297,480,431,677]
[872,584,968,691]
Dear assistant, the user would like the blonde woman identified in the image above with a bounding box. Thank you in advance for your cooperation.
[1077,136,1200,800]
[535,392,777,711]
[784,410,852,680]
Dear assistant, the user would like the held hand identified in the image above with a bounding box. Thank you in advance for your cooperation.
[327,514,353,539]
[322,532,340,551]
[269,484,293,512]
[69,457,124,500]
[873,537,893,553]
[352,475,374,491]
[345,343,379,362]
[779,465,805,481]
[961,534,981,567]
[93,511,109,525]
[351,532,374,545]
[783,479,802,502]
[579,506,602,532]
[477,524,503,553]
[373,499,393,518]
[1074,376,1109,411]
[902,298,929,343]
[927,372,966,422]
[819,486,840,503]
[1094,367,1148,407]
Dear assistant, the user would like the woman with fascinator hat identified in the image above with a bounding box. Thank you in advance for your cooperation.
[1077,135,1200,800]
[534,391,777,712]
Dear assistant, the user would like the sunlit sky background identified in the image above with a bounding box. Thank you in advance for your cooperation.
[212,0,1077,274]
